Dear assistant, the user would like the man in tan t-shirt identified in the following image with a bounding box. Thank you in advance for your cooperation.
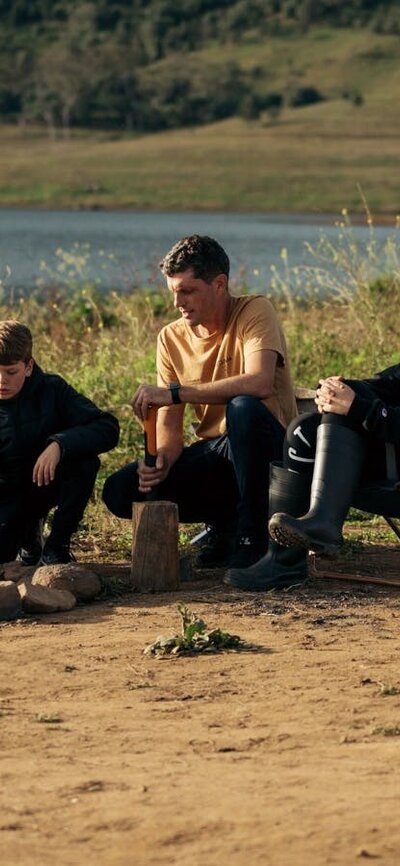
[103,235,297,569]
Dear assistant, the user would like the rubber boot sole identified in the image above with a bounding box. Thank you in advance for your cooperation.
[269,513,343,557]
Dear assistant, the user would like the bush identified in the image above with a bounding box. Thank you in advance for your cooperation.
[261,91,283,119]
[238,93,262,121]
[342,89,364,107]
[137,58,247,130]
[287,86,325,107]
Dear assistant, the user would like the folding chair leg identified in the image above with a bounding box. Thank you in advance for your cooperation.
[384,516,400,542]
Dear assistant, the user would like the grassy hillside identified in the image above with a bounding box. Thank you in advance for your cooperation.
[1,27,400,214]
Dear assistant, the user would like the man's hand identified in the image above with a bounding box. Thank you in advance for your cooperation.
[137,452,170,493]
[33,441,61,486]
[315,376,355,415]
[131,384,173,421]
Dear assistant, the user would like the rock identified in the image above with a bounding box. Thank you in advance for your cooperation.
[18,581,76,614]
[31,563,101,602]
[0,581,22,621]
[1,561,36,583]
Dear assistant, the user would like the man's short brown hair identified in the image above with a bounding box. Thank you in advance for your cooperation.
[160,235,230,282]
[0,321,33,364]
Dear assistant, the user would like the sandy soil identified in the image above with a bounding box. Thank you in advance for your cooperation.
[2,551,400,866]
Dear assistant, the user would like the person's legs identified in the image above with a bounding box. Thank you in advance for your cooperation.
[0,499,22,563]
[102,438,239,524]
[103,399,285,568]
[223,411,318,588]
[224,396,285,566]
[16,517,44,565]
[103,399,286,568]
[283,411,320,475]
[224,461,310,590]
[103,439,240,567]
[102,461,143,518]
[27,456,100,564]
[270,413,368,555]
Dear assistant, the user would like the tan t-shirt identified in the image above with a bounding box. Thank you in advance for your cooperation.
[157,295,297,439]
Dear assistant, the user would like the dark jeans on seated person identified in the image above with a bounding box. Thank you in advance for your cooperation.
[0,455,99,563]
[103,396,285,542]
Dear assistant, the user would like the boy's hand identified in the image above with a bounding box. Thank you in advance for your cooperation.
[33,442,61,486]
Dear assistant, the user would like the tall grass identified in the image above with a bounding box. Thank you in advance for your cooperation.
[1,213,399,558]
[270,209,400,382]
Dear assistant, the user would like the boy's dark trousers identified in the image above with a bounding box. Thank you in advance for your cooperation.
[0,456,99,563]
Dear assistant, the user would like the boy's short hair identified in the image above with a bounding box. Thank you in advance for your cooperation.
[160,235,230,282]
[0,321,33,364]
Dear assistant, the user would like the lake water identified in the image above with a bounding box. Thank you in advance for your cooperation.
[0,208,396,297]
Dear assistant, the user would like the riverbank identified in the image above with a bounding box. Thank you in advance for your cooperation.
[1,93,400,214]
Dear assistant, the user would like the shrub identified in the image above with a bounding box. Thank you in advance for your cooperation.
[288,86,325,107]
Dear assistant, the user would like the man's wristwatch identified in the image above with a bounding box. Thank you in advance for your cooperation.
[169,383,182,404]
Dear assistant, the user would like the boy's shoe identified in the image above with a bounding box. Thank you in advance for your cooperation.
[195,526,236,569]
[16,520,44,566]
[227,536,268,570]
[39,541,75,566]
[16,545,43,566]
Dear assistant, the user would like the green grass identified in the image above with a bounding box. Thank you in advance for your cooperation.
[1,212,399,560]
[0,27,400,214]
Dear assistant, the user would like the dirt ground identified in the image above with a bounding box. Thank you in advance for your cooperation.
[2,548,400,866]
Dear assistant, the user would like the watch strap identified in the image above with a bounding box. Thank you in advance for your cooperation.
[169,383,182,404]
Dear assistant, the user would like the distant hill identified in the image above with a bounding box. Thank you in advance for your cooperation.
[0,0,400,133]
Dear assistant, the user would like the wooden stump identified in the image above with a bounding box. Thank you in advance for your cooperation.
[131,500,180,592]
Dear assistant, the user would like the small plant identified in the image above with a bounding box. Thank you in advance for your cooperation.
[372,725,400,737]
[36,713,63,724]
[144,603,244,657]
[377,683,400,697]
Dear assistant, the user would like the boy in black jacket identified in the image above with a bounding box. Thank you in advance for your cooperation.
[0,320,119,566]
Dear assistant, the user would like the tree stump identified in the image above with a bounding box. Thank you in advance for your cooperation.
[131,500,180,592]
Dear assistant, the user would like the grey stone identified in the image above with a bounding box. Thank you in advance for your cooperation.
[1,562,36,583]
[32,563,101,602]
[18,581,76,614]
[0,581,22,621]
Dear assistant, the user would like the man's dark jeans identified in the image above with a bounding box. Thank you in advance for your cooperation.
[103,396,285,540]
[0,456,99,563]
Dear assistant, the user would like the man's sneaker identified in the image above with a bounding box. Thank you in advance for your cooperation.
[39,541,75,566]
[16,520,44,566]
[195,526,236,569]
[227,536,268,570]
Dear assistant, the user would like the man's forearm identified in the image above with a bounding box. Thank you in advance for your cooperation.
[178,372,272,404]
[132,350,277,421]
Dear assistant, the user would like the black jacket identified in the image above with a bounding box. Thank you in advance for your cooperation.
[346,363,400,453]
[0,362,119,490]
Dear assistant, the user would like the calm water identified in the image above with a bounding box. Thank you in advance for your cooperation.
[0,208,395,296]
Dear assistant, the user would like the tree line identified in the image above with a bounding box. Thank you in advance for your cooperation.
[0,0,398,134]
